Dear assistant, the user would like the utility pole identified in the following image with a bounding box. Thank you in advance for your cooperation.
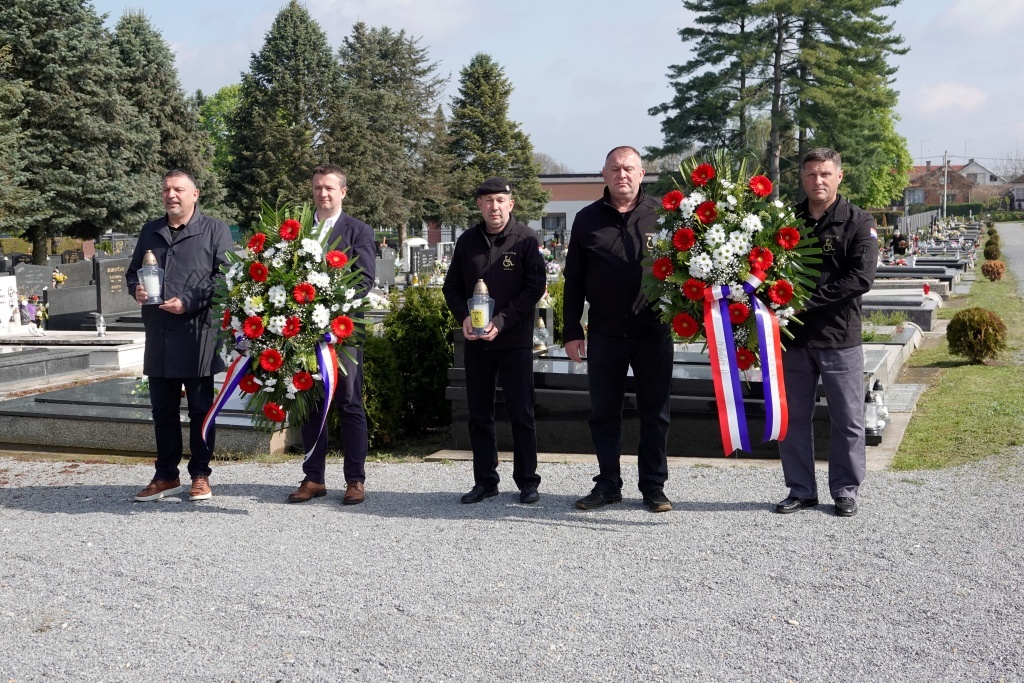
[942,150,948,221]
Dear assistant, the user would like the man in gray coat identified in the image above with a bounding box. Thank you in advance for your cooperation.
[126,169,234,502]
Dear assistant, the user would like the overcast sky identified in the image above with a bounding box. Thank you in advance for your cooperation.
[91,0,1024,175]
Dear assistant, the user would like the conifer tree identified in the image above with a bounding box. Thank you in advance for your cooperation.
[448,54,548,224]
[0,0,157,260]
[0,47,34,230]
[226,0,340,229]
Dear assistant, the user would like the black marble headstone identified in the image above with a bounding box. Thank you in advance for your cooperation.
[13,263,52,298]
[44,285,97,330]
[10,253,31,267]
[94,256,137,315]
[60,260,94,288]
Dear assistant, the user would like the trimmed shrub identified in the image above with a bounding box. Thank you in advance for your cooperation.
[947,307,1007,363]
[981,260,1006,281]
[984,243,1001,260]
[548,277,565,344]
[362,334,403,448]
[987,226,998,237]
[986,234,1000,245]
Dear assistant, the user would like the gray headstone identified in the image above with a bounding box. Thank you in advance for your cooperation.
[0,256,11,275]
[94,256,137,315]
[44,285,98,331]
[60,259,94,288]
[380,246,396,261]
[62,250,84,264]
[46,255,62,269]
[13,263,51,298]
[375,257,396,287]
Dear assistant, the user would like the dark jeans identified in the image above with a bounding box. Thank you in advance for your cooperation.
[149,375,215,481]
[586,332,672,495]
[300,348,367,485]
[464,346,540,490]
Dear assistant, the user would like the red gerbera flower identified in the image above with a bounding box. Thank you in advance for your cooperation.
[652,257,674,281]
[683,278,706,302]
[691,163,716,186]
[292,371,314,391]
[695,200,718,225]
[673,227,696,251]
[768,280,794,306]
[662,190,684,211]
[239,374,260,394]
[242,316,264,339]
[221,309,232,330]
[259,348,283,372]
[748,175,773,198]
[278,219,301,241]
[249,261,269,283]
[331,315,354,340]
[775,226,801,250]
[263,402,286,422]
[728,302,750,325]
[748,246,774,270]
[736,347,756,371]
[293,282,316,304]
[325,250,348,268]
[672,312,699,338]
[247,233,266,253]
[281,315,302,338]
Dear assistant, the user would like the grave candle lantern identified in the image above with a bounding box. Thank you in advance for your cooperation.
[140,250,164,305]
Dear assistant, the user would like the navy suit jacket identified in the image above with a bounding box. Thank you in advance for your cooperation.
[323,211,376,294]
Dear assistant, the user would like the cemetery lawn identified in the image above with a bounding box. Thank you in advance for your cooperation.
[892,264,1024,470]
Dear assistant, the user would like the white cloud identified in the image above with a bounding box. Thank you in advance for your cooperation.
[936,0,1024,37]
[906,82,989,119]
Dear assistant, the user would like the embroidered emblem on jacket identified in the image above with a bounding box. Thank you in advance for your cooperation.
[822,236,836,254]
[502,253,515,269]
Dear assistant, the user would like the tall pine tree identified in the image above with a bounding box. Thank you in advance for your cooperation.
[225,0,339,229]
[447,54,548,224]
[0,46,34,230]
[0,0,157,260]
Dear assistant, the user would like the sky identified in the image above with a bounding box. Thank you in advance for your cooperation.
[90,0,1024,176]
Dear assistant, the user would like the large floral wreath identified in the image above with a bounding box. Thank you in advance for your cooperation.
[643,151,821,454]
[204,203,371,434]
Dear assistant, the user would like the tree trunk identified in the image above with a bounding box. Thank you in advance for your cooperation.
[767,11,787,200]
[30,226,47,265]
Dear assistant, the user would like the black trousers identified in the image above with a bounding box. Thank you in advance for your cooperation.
[586,332,672,495]
[464,346,540,490]
[300,348,367,485]
[149,375,215,482]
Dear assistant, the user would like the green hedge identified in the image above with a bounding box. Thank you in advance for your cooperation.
[987,211,1024,222]
[361,335,403,448]
[923,203,984,217]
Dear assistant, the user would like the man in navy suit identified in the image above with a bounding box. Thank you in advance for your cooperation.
[288,164,376,505]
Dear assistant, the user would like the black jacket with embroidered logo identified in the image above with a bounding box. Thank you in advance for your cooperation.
[788,194,878,349]
[442,216,546,351]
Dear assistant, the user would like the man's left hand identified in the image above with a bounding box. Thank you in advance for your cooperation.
[478,322,499,341]
[159,297,185,314]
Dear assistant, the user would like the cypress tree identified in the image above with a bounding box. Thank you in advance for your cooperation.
[448,54,548,224]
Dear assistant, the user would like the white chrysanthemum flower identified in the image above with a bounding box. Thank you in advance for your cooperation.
[741,214,763,233]
[705,224,727,247]
[721,179,734,190]
[230,316,241,333]
[308,271,330,288]
[657,228,672,242]
[729,231,751,252]
[272,254,286,269]
[728,287,747,302]
[263,247,276,259]
[267,315,286,335]
[264,377,277,387]
[299,238,323,260]
[341,302,351,313]
[774,200,784,208]
[777,306,795,319]
[344,287,357,301]
[690,253,713,279]
[267,285,287,308]
[243,296,264,316]
[331,303,341,312]
[727,195,738,207]
[312,303,330,328]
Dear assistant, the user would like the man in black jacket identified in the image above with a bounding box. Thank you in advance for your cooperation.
[775,148,878,518]
[562,146,674,513]
[442,177,546,504]
[127,169,234,502]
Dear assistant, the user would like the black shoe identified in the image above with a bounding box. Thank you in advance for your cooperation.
[519,487,540,504]
[575,487,623,510]
[774,496,819,514]
[642,490,673,513]
[460,484,498,504]
[834,497,858,517]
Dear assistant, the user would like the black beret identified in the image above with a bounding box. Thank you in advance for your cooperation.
[476,177,513,197]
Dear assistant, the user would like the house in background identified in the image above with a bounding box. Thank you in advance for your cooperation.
[904,161,975,205]
[529,173,660,244]
[958,159,1005,185]
[1010,175,1024,210]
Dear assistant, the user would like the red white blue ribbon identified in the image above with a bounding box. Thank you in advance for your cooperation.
[201,351,251,445]
[744,270,788,443]
[305,335,341,463]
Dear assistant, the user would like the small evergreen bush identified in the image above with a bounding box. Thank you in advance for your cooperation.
[548,277,565,344]
[947,307,1007,363]
[981,260,1006,282]
[362,334,403,447]
[983,243,1001,260]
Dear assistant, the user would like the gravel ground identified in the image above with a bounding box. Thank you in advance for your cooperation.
[1,454,1023,682]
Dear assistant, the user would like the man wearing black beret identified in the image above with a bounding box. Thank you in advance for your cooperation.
[442,177,546,504]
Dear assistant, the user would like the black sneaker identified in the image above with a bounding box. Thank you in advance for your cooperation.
[642,490,673,513]
[834,497,858,517]
[519,487,540,504]
[460,484,498,504]
[575,487,623,510]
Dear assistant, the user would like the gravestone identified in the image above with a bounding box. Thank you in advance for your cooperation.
[46,255,62,269]
[409,247,436,275]
[13,263,52,298]
[82,240,96,260]
[0,256,11,275]
[0,274,18,329]
[380,246,396,261]
[94,256,138,315]
[44,286,97,331]
[10,253,31,267]
[375,257,396,287]
[62,250,84,264]
[59,259,94,288]
[438,242,455,261]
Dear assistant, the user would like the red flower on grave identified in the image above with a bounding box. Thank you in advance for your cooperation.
[331,315,354,340]
[683,278,706,302]
[775,226,801,250]
[325,250,348,268]
[259,348,283,373]
[736,347,756,371]
[748,175,773,198]
[695,200,718,225]
[293,282,316,304]
[292,371,314,392]
[673,227,696,252]
[281,315,302,338]
[662,190,684,211]
[239,374,260,394]
[278,219,301,241]
[728,302,750,325]
[249,262,269,283]
[247,233,266,253]
[262,402,286,422]
[652,257,674,281]
[768,280,794,306]
[691,163,716,186]
[672,312,699,338]
[221,309,232,330]
[748,246,774,270]
[242,316,264,339]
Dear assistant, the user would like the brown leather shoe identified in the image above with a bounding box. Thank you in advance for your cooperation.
[288,479,326,503]
[343,480,365,505]
[133,478,182,502]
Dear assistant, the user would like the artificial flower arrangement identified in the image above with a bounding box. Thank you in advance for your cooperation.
[643,151,821,454]
[204,203,371,434]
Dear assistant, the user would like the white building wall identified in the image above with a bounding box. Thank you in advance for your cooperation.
[527,200,594,243]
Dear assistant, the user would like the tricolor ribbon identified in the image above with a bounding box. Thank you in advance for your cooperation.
[304,335,341,463]
[201,351,251,445]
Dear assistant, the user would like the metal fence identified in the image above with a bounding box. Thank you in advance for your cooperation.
[898,210,940,233]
